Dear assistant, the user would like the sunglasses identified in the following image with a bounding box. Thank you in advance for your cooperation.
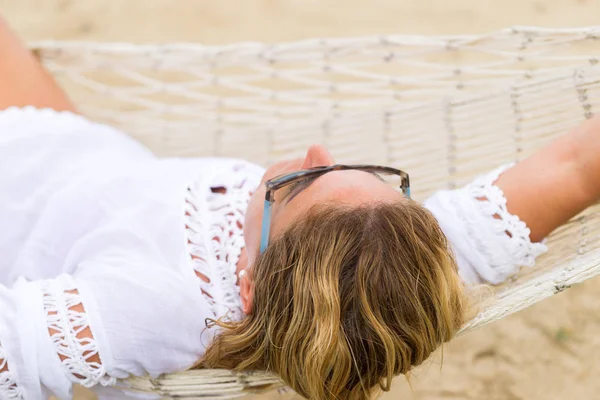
[260,164,410,253]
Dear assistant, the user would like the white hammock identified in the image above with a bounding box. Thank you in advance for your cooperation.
[33,26,600,398]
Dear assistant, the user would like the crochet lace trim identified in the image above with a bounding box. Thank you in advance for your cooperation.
[184,162,258,322]
[456,164,547,281]
[42,279,116,388]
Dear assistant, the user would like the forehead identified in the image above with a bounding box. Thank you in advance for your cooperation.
[270,170,402,233]
[311,170,401,200]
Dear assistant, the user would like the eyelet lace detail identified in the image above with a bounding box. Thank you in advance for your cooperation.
[468,164,547,262]
[450,164,548,283]
[184,162,261,322]
[0,343,23,400]
[42,277,115,388]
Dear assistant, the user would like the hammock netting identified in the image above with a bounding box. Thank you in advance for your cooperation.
[32,26,600,398]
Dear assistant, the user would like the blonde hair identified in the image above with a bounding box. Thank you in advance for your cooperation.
[200,200,467,399]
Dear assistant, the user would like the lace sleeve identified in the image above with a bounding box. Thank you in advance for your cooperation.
[424,164,548,285]
[0,227,214,399]
[0,274,114,400]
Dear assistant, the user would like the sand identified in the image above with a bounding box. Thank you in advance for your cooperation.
[2,0,600,399]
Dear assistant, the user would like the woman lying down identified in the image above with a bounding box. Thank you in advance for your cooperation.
[0,16,599,400]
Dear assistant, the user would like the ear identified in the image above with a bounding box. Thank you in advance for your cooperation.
[301,144,335,169]
[240,272,254,315]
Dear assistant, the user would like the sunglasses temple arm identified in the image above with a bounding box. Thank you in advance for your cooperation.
[259,200,272,254]
[403,174,411,198]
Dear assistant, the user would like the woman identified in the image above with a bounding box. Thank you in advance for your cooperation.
[0,16,598,400]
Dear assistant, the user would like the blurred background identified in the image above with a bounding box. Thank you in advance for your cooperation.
[2,0,600,399]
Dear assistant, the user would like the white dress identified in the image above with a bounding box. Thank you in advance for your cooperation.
[0,107,547,400]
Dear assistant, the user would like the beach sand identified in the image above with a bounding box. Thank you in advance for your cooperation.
[2,0,600,398]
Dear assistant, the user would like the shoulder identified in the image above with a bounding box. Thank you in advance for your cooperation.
[424,165,547,284]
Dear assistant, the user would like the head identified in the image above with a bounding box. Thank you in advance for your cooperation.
[201,145,467,399]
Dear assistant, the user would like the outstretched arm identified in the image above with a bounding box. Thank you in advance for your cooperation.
[0,248,209,399]
[0,15,74,111]
[496,115,600,242]
[424,114,600,284]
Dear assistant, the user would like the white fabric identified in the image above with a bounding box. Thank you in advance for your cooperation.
[0,107,545,399]
[0,107,263,399]
[424,165,548,284]
[185,169,256,323]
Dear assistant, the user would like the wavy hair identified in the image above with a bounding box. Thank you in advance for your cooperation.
[200,200,467,399]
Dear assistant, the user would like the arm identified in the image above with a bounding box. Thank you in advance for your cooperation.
[0,15,74,111]
[0,249,209,399]
[424,116,600,284]
[496,115,600,242]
